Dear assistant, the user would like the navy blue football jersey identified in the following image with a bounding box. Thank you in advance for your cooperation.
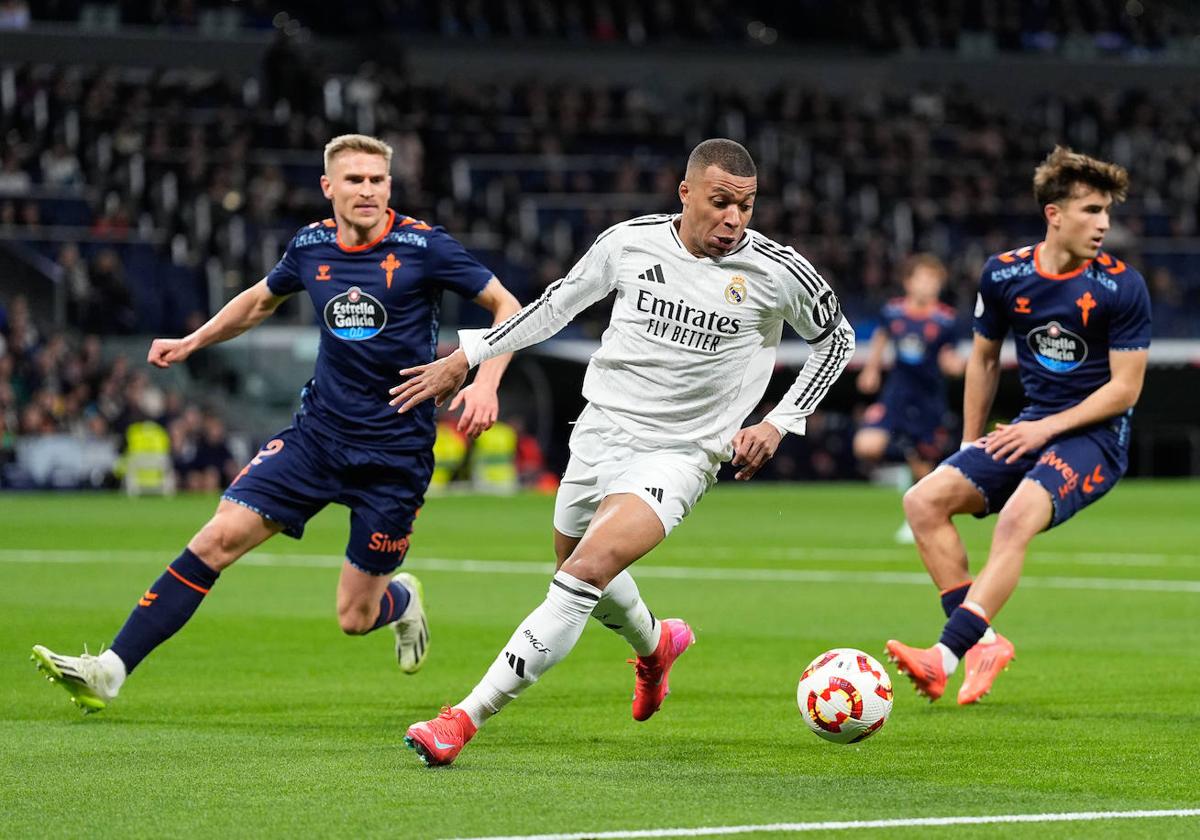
[879,297,958,402]
[974,243,1151,419]
[266,210,494,449]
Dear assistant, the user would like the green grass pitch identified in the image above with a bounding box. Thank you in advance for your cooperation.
[1,481,1198,838]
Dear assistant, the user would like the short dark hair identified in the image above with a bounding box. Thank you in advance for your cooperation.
[1033,146,1129,208]
[686,138,756,178]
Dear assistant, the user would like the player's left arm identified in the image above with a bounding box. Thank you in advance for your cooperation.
[732,258,856,480]
[984,348,1148,463]
[448,277,522,437]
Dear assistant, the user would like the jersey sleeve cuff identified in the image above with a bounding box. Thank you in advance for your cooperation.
[763,414,805,437]
[457,328,489,369]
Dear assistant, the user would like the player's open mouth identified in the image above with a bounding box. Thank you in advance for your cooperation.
[712,235,735,250]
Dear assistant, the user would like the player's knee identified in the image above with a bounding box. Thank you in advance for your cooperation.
[993,499,1047,548]
[188,520,244,571]
[902,483,941,530]
[558,553,615,591]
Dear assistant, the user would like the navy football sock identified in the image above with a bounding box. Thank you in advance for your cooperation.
[369,579,412,632]
[938,605,990,659]
[940,582,972,618]
[110,549,220,673]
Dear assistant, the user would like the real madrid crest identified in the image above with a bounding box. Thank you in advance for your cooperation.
[724,275,747,305]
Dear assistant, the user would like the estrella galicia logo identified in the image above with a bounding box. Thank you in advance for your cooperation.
[1028,320,1087,372]
[324,286,386,341]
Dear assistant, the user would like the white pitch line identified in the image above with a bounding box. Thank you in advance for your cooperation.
[445,809,1200,840]
[697,546,1200,568]
[1,550,1199,595]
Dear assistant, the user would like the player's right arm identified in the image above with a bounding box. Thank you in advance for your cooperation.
[148,280,291,368]
[855,326,888,394]
[960,332,1003,444]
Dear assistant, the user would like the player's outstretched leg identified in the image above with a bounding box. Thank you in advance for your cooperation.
[630,617,695,721]
[391,572,429,674]
[31,547,221,713]
[404,569,603,767]
[30,645,124,714]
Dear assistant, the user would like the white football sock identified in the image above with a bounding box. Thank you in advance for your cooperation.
[935,642,960,676]
[591,570,661,656]
[98,649,127,693]
[980,626,998,644]
[457,570,602,729]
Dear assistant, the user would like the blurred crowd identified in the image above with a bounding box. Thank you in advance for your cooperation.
[2,50,1198,337]
[19,1,1196,54]
[0,293,237,489]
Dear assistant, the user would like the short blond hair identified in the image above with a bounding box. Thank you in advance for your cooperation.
[900,252,947,283]
[1033,145,1129,208]
[323,134,393,172]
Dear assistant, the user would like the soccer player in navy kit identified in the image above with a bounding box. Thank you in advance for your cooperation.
[854,254,964,541]
[886,147,1150,705]
[32,134,522,713]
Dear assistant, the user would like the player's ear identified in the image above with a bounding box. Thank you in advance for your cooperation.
[320,174,333,199]
[1043,202,1060,229]
[678,179,689,206]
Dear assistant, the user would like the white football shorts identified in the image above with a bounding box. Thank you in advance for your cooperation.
[552,405,718,538]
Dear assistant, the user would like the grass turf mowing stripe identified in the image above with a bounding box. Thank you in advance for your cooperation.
[2,550,1199,594]
[446,809,1200,840]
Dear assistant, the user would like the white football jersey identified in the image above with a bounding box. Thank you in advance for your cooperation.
[459,214,854,461]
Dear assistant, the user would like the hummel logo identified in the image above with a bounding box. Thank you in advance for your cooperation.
[505,651,526,679]
[638,264,666,284]
[644,487,664,503]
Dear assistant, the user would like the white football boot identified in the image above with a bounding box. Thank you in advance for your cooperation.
[391,573,429,674]
[31,645,121,714]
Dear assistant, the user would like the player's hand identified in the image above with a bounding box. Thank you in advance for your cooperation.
[856,367,880,394]
[983,419,1055,464]
[147,337,193,369]
[389,350,470,414]
[730,421,783,481]
[449,382,498,438]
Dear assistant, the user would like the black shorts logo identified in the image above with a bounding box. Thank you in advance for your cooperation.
[324,286,386,341]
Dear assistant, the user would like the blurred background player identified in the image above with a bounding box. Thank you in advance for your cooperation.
[31,134,521,713]
[853,254,964,542]
[886,147,1150,706]
[391,138,855,767]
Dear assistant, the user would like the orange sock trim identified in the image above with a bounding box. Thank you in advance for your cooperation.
[961,603,990,623]
[166,565,211,595]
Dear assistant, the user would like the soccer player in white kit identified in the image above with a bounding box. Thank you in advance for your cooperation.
[390,139,855,766]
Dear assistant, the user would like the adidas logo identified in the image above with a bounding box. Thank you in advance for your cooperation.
[505,651,527,679]
[638,264,666,284]
[644,487,664,503]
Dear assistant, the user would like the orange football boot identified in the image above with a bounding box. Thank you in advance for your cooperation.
[885,640,947,702]
[404,706,477,767]
[630,618,695,721]
[957,633,1016,705]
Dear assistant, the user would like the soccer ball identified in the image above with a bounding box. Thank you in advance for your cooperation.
[797,648,893,744]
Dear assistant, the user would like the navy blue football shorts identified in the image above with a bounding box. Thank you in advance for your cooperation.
[943,412,1129,529]
[863,394,950,462]
[222,420,433,575]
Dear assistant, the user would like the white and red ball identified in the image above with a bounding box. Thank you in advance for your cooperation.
[797,648,893,744]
